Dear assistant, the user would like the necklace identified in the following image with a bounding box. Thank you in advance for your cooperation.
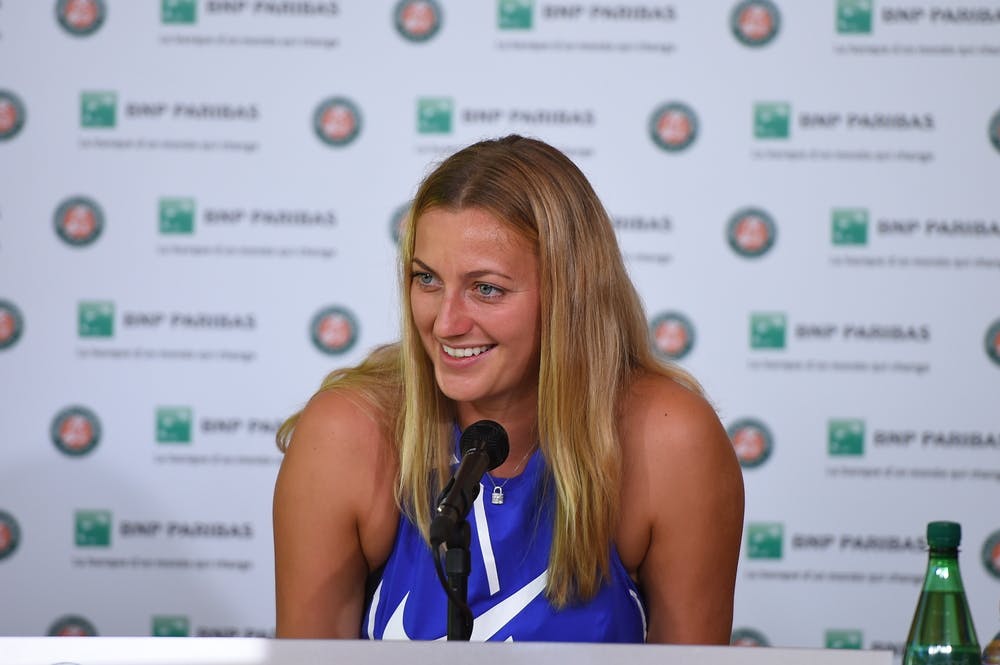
[485,445,536,505]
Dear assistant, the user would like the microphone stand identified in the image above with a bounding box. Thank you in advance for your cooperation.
[443,519,472,640]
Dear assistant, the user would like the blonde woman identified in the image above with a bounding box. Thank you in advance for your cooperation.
[273,135,744,643]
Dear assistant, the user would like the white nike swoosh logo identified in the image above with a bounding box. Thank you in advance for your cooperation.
[381,569,548,641]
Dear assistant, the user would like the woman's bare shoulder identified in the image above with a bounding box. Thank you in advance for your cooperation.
[620,370,728,460]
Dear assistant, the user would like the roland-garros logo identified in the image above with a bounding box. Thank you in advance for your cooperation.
[649,102,698,152]
[983,529,1000,579]
[0,511,20,561]
[51,406,102,457]
[0,300,25,351]
[394,0,443,42]
[390,203,411,245]
[313,97,362,147]
[731,627,770,647]
[990,109,1000,154]
[56,0,107,36]
[730,0,780,47]
[986,318,1000,367]
[727,207,777,258]
[310,305,359,355]
[649,311,695,360]
[54,196,104,247]
[727,418,774,468]
[48,615,98,636]
[0,90,27,141]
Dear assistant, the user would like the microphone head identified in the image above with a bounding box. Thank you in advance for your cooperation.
[459,420,510,470]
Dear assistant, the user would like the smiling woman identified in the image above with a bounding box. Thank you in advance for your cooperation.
[272,135,744,643]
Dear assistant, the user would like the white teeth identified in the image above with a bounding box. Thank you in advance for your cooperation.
[443,344,493,358]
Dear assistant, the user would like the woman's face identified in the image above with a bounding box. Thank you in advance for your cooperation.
[409,207,541,413]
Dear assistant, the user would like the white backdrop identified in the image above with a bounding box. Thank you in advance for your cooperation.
[1,0,998,657]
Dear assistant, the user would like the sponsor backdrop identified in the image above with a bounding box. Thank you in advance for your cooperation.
[0,0,997,657]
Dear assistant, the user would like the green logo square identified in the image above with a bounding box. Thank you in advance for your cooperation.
[837,0,873,34]
[826,629,864,649]
[746,522,783,559]
[417,98,453,134]
[80,91,117,128]
[152,615,190,637]
[832,208,869,246]
[75,510,112,547]
[754,102,791,139]
[159,198,196,234]
[828,419,865,456]
[78,301,115,338]
[162,0,197,24]
[157,407,193,444]
[498,0,533,29]
[750,312,786,349]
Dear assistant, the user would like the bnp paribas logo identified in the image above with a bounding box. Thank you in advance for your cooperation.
[498,0,533,30]
[162,0,197,25]
[418,97,453,134]
[982,529,1000,580]
[728,418,773,469]
[48,615,98,636]
[826,629,864,649]
[313,96,362,147]
[0,90,27,141]
[0,511,21,562]
[153,615,190,637]
[731,627,770,647]
[727,207,777,258]
[985,318,1000,367]
[80,90,117,128]
[310,305,359,355]
[649,102,698,153]
[157,407,193,444]
[78,301,114,338]
[75,509,112,547]
[828,418,865,456]
[389,203,411,245]
[51,406,102,457]
[832,208,869,246]
[54,196,104,247]
[730,1,781,48]
[56,0,107,36]
[746,522,783,559]
[989,109,1000,154]
[0,300,25,351]
[159,197,196,234]
[837,0,873,34]
[750,312,786,349]
[649,311,695,361]
[754,102,790,139]
[394,0,443,42]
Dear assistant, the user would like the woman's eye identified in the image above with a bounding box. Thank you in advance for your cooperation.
[476,283,503,298]
[413,272,436,286]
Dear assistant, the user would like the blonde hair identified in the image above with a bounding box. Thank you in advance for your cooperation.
[279,136,700,607]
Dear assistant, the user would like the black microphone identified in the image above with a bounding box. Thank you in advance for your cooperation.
[430,420,509,546]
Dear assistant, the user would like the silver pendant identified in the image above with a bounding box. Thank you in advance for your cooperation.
[491,486,505,505]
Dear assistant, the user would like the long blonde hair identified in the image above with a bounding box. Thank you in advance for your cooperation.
[279,136,700,607]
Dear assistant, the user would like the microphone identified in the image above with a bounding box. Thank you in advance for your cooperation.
[430,420,509,546]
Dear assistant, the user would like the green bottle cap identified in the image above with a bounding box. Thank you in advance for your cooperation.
[927,521,961,548]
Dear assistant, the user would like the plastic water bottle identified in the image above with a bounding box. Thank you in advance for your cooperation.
[903,521,980,665]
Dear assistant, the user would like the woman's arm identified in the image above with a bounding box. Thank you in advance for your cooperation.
[619,375,745,644]
[272,389,398,638]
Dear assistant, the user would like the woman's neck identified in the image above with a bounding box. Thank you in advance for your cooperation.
[456,401,538,477]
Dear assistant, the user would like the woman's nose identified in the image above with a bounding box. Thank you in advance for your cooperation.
[433,289,473,339]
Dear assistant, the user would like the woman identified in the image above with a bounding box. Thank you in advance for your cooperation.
[273,135,744,643]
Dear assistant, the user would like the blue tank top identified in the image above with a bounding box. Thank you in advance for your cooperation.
[362,441,647,642]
